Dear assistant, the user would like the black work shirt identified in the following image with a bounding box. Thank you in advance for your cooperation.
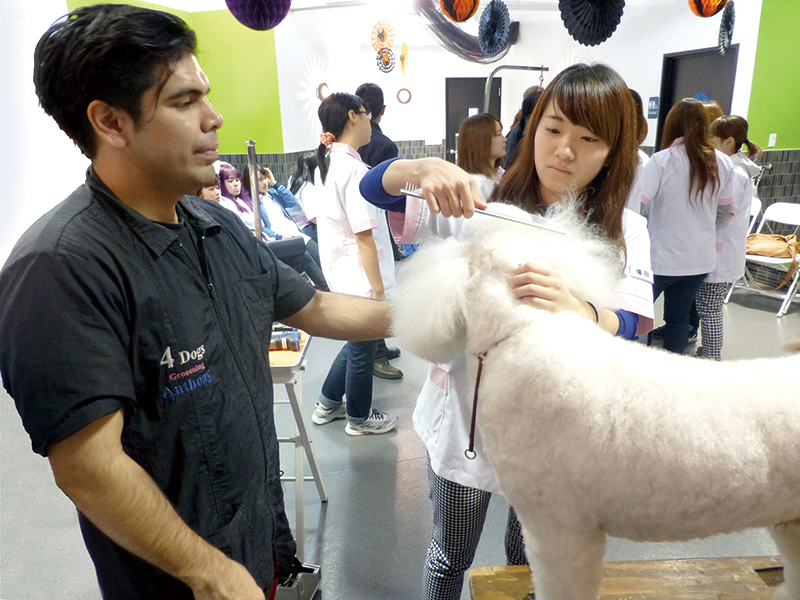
[358,121,399,168]
[0,168,316,598]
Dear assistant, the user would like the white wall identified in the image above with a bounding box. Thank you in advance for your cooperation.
[0,0,763,263]
[0,0,89,265]
[274,0,762,153]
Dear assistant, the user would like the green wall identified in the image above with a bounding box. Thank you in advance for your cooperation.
[748,0,800,150]
[67,0,284,154]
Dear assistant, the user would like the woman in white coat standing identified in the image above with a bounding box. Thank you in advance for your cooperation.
[640,99,733,354]
[696,115,762,360]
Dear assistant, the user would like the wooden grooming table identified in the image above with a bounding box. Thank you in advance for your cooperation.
[469,556,784,600]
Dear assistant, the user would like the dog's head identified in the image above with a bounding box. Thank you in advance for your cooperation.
[392,203,620,364]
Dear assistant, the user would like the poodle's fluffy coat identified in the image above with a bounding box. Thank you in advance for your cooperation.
[393,204,800,600]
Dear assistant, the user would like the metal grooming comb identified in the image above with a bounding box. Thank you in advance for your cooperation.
[400,186,566,235]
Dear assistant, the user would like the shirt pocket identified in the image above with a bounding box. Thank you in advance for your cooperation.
[234,272,276,355]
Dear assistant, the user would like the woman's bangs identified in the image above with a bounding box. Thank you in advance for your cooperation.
[552,80,619,148]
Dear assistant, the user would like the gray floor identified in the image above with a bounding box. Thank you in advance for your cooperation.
[2,284,799,600]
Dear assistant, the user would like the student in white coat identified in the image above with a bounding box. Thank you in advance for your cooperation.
[311,93,398,436]
[640,98,733,354]
[696,115,762,360]
[360,63,655,600]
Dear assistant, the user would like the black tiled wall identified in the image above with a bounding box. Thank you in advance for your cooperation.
[219,139,447,187]
[753,148,800,209]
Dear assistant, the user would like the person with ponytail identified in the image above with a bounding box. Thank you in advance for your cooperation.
[695,115,762,360]
[312,92,398,436]
[360,63,655,600]
[640,98,734,354]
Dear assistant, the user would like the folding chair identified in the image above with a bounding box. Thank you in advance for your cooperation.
[727,201,800,317]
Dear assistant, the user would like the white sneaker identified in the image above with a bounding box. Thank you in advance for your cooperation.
[345,409,398,436]
[312,402,346,425]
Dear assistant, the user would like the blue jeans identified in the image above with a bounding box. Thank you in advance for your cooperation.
[319,340,376,423]
[653,274,707,354]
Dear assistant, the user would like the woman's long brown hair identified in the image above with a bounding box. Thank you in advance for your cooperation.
[661,98,719,202]
[457,113,503,177]
[491,63,639,252]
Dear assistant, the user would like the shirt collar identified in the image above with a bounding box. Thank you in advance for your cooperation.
[330,142,369,166]
[85,167,221,257]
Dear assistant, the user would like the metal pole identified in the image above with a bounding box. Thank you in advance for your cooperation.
[483,65,549,115]
[246,139,261,240]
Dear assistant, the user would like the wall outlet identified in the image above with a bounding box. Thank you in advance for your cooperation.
[769,133,777,147]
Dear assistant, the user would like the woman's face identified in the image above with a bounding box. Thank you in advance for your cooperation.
[711,135,735,156]
[257,172,268,194]
[353,108,373,148]
[224,176,241,197]
[489,121,507,162]
[201,182,221,202]
[533,101,611,205]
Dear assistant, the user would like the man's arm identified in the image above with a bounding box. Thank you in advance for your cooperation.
[48,410,265,600]
[280,290,391,341]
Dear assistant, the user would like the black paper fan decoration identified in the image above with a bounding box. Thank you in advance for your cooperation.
[225,0,291,31]
[718,0,734,55]
[559,0,626,47]
[479,0,511,57]
[376,48,396,73]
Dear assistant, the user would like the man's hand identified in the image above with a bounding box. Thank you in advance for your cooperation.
[48,410,265,599]
[187,553,265,600]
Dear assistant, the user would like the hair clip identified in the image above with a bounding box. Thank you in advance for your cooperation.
[320,132,336,148]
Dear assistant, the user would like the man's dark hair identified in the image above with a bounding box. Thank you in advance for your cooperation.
[355,83,384,119]
[33,4,197,158]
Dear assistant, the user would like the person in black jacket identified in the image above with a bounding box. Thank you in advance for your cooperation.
[356,82,404,380]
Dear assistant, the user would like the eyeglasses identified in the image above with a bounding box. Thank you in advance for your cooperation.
[357,110,372,120]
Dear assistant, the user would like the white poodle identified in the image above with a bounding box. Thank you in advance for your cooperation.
[393,204,800,600]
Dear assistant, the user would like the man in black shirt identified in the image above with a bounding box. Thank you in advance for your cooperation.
[355,82,405,380]
[0,6,478,599]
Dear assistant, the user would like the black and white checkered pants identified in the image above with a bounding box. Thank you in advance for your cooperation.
[696,281,727,361]
[423,456,527,599]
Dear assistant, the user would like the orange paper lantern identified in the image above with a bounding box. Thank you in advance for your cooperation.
[440,0,480,23]
[689,0,729,17]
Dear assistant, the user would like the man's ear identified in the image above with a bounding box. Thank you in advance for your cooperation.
[86,100,133,149]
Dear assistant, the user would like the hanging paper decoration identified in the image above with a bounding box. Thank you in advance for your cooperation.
[401,43,410,74]
[376,48,396,73]
[397,88,412,104]
[224,0,291,31]
[413,0,519,64]
[479,0,511,57]
[371,21,395,52]
[718,0,734,55]
[440,0,480,23]
[688,0,729,17]
[559,0,626,47]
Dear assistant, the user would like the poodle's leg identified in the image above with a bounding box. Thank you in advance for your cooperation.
[521,519,606,600]
[769,520,800,600]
